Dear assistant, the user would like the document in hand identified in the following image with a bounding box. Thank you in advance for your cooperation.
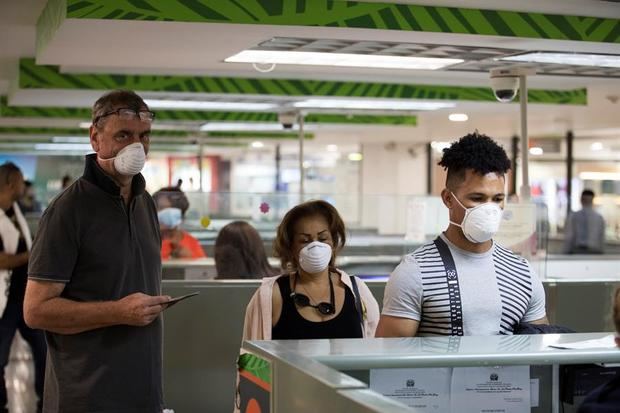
[165,292,200,309]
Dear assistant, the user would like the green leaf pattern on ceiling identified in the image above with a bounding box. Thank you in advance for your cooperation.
[18,59,587,105]
[60,0,619,42]
[0,96,416,126]
[0,126,314,140]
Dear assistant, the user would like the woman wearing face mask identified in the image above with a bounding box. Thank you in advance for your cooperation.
[153,187,206,260]
[241,200,380,340]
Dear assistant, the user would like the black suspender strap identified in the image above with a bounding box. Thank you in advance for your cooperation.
[433,237,464,336]
[349,275,364,330]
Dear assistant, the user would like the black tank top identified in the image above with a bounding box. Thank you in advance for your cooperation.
[272,275,363,340]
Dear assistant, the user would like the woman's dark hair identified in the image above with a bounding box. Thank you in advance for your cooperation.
[214,221,277,279]
[152,187,190,217]
[438,132,511,189]
[274,200,346,271]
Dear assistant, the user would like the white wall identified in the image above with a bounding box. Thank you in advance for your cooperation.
[361,142,428,233]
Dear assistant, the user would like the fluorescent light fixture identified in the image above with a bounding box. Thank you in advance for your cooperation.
[226,50,463,70]
[579,172,620,180]
[529,147,544,155]
[34,143,93,151]
[302,161,311,169]
[79,122,92,129]
[52,136,90,143]
[499,52,620,68]
[200,122,299,132]
[293,98,454,111]
[348,152,363,161]
[448,113,468,122]
[590,142,604,151]
[326,144,338,152]
[144,99,276,111]
[251,141,264,148]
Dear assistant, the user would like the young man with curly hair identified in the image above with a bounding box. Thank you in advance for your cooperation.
[377,132,548,338]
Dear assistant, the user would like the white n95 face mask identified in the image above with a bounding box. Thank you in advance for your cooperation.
[298,241,332,274]
[102,142,146,176]
[450,192,503,243]
[158,208,182,228]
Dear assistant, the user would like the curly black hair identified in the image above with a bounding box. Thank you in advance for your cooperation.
[438,132,511,189]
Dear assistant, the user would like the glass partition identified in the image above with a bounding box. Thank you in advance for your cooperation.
[23,187,620,280]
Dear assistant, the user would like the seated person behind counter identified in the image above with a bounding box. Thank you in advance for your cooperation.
[242,200,380,340]
[563,189,606,254]
[215,220,277,279]
[153,187,205,260]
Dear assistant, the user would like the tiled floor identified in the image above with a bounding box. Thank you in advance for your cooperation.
[5,334,37,413]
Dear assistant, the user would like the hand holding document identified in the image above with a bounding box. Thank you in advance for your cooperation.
[164,292,200,309]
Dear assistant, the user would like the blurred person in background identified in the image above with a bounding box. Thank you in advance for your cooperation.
[60,174,72,190]
[18,180,41,213]
[0,163,46,413]
[214,221,277,279]
[242,200,379,340]
[153,186,205,260]
[563,189,606,254]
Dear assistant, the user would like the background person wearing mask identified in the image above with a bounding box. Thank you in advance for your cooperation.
[0,163,46,413]
[214,220,277,279]
[377,132,547,338]
[153,187,206,260]
[563,189,606,254]
[242,200,379,340]
[24,90,171,413]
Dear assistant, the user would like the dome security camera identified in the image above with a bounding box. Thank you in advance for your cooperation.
[489,67,535,103]
[490,76,519,102]
[278,112,298,129]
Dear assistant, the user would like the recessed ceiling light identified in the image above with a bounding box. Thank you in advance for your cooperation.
[251,141,264,148]
[529,147,544,155]
[348,152,363,161]
[590,142,604,151]
[144,99,275,111]
[226,50,463,70]
[499,52,620,68]
[326,144,338,152]
[293,98,454,111]
[448,113,468,122]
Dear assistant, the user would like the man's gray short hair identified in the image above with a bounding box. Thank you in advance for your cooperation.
[0,162,22,188]
[92,90,148,129]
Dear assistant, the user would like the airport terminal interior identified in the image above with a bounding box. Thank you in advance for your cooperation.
[1,0,620,412]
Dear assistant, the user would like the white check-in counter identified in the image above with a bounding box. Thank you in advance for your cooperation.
[242,334,620,412]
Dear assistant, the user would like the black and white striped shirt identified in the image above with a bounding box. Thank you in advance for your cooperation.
[382,234,546,336]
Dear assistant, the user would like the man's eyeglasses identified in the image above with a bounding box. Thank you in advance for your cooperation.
[93,108,155,125]
[290,273,335,315]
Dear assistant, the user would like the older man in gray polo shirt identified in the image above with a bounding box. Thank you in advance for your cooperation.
[24,90,170,413]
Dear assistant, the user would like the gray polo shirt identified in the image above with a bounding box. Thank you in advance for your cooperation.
[28,154,163,413]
